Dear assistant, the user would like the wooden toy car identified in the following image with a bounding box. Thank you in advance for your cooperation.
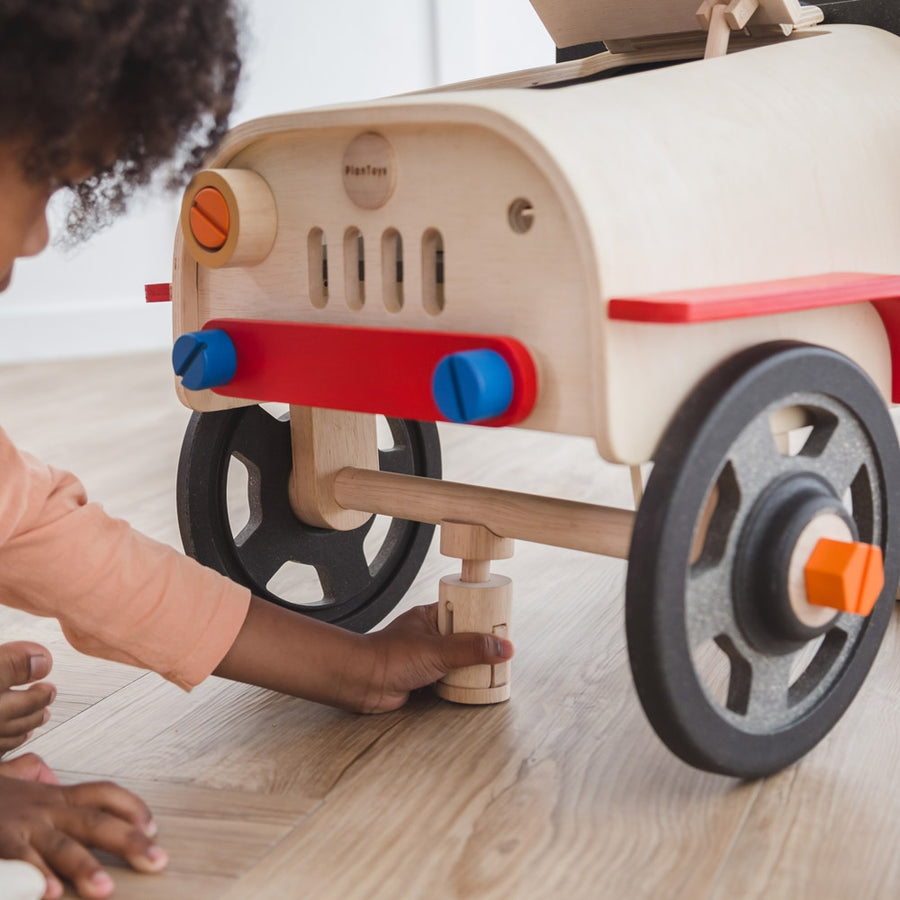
[154,0,900,778]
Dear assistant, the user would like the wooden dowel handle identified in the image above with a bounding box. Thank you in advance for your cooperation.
[333,467,634,559]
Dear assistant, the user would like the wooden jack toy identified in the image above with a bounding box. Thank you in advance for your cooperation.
[436,522,515,705]
[151,0,900,778]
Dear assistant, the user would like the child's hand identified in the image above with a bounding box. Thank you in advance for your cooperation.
[0,754,166,899]
[0,642,55,756]
[352,603,515,714]
[215,597,514,714]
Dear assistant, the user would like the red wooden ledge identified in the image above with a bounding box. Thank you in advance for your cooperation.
[608,272,900,323]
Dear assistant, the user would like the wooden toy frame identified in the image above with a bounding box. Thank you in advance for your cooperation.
[160,6,900,777]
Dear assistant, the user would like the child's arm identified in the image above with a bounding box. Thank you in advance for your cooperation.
[213,597,514,713]
[0,754,166,899]
[0,427,512,707]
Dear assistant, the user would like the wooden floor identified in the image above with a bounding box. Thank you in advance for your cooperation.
[3,352,900,899]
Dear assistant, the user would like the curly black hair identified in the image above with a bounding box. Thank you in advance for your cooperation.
[0,0,242,240]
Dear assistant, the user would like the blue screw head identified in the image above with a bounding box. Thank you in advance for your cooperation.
[432,349,514,423]
[172,329,237,391]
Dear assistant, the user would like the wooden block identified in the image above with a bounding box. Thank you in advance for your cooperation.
[629,465,645,508]
[726,0,760,30]
[436,574,512,704]
[696,0,718,28]
[288,406,378,530]
[528,0,707,47]
[180,168,277,269]
[704,4,732,58]
[439,520,515,562]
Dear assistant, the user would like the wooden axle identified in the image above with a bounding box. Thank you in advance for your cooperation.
[332,467,635,558]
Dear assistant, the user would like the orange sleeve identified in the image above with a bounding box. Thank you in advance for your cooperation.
[0,427,251,690]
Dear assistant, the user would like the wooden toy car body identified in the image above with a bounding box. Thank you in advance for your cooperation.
[174,23,900,464]
[166,7,900,778]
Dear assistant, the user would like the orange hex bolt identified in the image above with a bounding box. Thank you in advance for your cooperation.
[189,186,230,250]
[804,538,884,617]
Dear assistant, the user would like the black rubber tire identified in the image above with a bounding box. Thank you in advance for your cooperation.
[177,406,441,633]
[626,342,900,777]
[817,1,900,37]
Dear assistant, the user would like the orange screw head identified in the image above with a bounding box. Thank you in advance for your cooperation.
[189,186,230,250]
[804,538,884,616]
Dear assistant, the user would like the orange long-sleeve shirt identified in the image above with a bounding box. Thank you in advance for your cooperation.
[0,426,251,690]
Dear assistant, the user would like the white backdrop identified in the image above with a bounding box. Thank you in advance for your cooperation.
[0,0,552,363]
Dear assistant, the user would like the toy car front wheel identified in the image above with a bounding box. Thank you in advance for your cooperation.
[626,342,900,777]
[177,406,441,633]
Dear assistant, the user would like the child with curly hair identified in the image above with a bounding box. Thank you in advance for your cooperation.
[0,3,513,898]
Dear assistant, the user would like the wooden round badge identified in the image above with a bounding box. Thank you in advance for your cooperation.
[342,132,397,209]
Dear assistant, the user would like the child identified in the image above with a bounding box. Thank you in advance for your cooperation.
[0,3,513,899]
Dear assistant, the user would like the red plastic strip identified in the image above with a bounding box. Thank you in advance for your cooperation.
[204,319,538,427]
[608,272,900,323]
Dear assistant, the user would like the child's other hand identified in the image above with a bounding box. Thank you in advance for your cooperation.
[0,642,55,756]
[0,755,167,899]
[357,603,514,714]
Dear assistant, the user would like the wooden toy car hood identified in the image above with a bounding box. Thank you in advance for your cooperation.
[196,25,900,303]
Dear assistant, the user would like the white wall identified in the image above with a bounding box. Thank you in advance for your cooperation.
[0,0,552,363]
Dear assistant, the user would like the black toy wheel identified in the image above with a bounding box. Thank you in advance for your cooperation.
[177,406,441,633]
[818,1,900,37]
[626,342,900,777]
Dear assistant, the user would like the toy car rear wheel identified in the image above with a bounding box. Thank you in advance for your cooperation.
[177,406,441,633]
[626,342,900,777]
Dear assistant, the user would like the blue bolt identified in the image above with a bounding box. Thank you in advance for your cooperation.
[432,349,514,423]
[172,329,237,391]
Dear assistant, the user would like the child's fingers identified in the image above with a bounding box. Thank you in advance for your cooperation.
[0,684,54,733]
[64,780,159,839]
[0,682,55,722]
[31,827,117,899]
[0,733,31,756]
[0,834,63,900]
[0,716,50,754]
[0,642,52,691]
[44,806,167,892]
[433,631,514,672]
[0,752,60,784]
[0,687,54,755]
[417,602,441,629]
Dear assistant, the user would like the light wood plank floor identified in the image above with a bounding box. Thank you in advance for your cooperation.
[3,352,900,899]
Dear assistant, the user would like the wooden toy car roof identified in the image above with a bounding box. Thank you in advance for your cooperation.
[528,0,818,48]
